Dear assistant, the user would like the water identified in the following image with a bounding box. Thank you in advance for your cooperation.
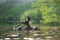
[0,39,3,40]
[11,35,19,37]
[24,38,42,40]
[13,38,20,40]
[1,31,59,40]
[2,38,42,40]
[4,38,10,40]
[24,38,34,40]
[35,38,43,40]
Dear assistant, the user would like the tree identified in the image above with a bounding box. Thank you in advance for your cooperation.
[54,0,60,25]
[32,0,57,25]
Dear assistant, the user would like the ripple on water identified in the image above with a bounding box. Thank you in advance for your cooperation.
[3,37,43,40]
[24,38,34,40]
[24,38,43,40]
[4,38,10,40]
[13,38,20,40]
[0,39,3,40]
[35,38,43,40]
[11,35,19,37]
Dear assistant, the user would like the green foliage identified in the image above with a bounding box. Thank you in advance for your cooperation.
[20,9,37,21]
[55,0,60,25]
[0,0,33,24]
[0,0,60,25]
[32,0,58,25]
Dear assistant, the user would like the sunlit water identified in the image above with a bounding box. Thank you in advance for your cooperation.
[0,38,42,40]
[0,30,60,40]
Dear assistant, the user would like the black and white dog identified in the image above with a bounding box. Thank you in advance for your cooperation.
[13,25,40,31]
